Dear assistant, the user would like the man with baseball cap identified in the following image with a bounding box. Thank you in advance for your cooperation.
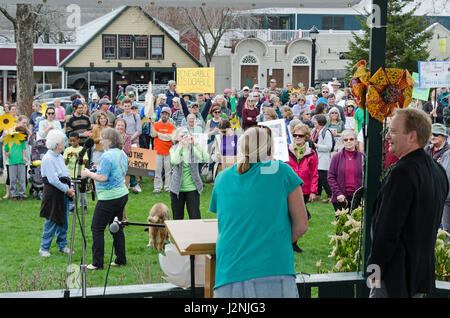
[268,78,282,98]
[90,97,116,125]
[151,106,175,193]
[425,123,450,162]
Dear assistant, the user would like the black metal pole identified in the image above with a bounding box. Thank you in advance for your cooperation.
[310,38,316,87]
[190,255,195,298]
[362,0,387,275]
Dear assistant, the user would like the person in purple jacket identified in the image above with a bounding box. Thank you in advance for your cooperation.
[327,129,363,213]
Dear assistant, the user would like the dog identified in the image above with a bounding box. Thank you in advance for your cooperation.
[145,203,170,250]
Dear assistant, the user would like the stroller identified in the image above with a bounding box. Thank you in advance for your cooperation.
[28,139,48,200]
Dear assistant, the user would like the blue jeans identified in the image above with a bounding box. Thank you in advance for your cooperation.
[214,275,299,298]
[40,195,69,251]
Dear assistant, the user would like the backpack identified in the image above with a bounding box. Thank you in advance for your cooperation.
[321,128,336,152]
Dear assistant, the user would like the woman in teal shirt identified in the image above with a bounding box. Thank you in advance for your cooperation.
[81,128,129,270]
[209,127,309,298]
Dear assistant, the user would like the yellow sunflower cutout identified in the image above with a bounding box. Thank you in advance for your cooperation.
[0,112,18,134]
[40,102,48,115]
[3,131,26,148]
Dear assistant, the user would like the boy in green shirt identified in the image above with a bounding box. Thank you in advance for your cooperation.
[4,133,27,201]
[63,132,89,212]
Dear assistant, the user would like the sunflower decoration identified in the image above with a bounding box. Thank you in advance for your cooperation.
[40,102,48,115]
[365,66,414,122]
[349,60,371,110]
[3,131,26,148]
[0,112,18,134]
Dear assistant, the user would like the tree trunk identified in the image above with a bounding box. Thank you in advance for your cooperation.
[15,4,37,117]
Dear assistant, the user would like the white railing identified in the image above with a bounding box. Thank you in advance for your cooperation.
[226,28,364,43]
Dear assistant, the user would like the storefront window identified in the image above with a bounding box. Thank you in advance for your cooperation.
[154,71,174,84]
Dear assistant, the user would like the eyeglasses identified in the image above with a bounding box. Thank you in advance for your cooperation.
[322,91,329,93]
[47,112,55,115]
[343,138,355,142]
[330,112,338,114]
[293,134,305,138]
[213,111,221,114]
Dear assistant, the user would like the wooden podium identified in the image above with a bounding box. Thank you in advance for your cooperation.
[164,219,218,298]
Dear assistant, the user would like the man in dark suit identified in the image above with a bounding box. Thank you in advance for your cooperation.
[368,107,449,298]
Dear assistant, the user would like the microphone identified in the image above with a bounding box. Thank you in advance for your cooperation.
[78,138,94,165]
[109,217,121,234]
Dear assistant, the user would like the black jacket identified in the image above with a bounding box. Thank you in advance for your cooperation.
[368,148,448,297]
[40,176,71,227]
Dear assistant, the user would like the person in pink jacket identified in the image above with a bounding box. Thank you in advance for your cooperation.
[286,123,318,252]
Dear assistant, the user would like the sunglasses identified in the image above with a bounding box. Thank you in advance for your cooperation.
[322,91,329,93]
[343,138,355,142]
[432,133,443,137]
[330,112,338,114]
[213,111,221,114]
[47,112,55,115]
[293,134,305,138]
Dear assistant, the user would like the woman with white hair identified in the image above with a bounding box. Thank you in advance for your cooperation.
[327,129,363,213]
[210,127,308,298]
[325,106,345,137]
[38,129,75,257]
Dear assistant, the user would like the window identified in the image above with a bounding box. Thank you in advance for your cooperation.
[119,35,132,59]
[322,16,345,30]
[134,35,148,59]
[150,35,164,60]
[103,35,117,59]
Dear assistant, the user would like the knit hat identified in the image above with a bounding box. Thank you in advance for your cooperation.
[72,99,83,108]
[118,94,126,101]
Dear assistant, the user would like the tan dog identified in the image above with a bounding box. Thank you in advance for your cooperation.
[146,203,170,250]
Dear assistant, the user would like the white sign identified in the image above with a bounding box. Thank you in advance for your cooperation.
[258,119,289,162]
[418,61,450,88]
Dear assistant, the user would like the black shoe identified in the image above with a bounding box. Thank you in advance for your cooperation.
[292,243,303,253]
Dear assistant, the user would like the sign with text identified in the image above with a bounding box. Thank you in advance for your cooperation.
[127,147,156,177]
[177,68,215,93]
[418,61,450,88]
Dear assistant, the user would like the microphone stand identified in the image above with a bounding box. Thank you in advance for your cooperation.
[64,156,89,298]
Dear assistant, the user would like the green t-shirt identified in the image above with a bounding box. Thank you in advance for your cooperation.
[63,146,89,178]
[230,97,238,113]
[4,141,26,165]
[354,108,369,133]
[209,160,303,289]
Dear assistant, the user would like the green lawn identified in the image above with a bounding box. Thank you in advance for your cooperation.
[0,177,336,293]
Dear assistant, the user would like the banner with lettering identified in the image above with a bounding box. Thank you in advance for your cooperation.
[177,68,215,93]
[127,147,156,177]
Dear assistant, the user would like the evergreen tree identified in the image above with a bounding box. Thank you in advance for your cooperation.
[344,0,433,82]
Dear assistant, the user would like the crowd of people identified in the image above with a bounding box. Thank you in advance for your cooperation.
[0,78,449,297]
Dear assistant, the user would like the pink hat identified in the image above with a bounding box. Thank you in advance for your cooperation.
[224,88,232,94]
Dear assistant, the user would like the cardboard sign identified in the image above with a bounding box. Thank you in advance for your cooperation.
[127,147,156,177]
[177,68,215,93]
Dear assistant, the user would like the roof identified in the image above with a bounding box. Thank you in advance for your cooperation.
[238,0,450,17]
[60,6,202,67]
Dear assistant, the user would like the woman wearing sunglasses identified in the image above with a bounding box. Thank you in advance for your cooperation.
[37,106,65,142]
[327,129,363,213]
[286,123,318,252]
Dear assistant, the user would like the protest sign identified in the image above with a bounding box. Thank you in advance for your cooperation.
[418,61,450,88]
[412,72,430,101]
[177,68,215,93]
[258,119,289,162]
[127,147,156,177]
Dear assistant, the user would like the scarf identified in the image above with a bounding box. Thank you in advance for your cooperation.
[293,143,306,163]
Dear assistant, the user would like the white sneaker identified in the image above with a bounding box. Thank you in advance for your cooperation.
[134,184,142,193]
[59,246,72,254]
[39,249,51,257]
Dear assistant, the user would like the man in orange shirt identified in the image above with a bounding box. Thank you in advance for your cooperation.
[151,107,175,193]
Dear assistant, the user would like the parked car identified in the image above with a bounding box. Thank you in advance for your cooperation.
[34,89,81,103]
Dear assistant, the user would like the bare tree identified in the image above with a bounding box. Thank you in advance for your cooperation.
[0,4,42,116]
[146,7,258,67]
